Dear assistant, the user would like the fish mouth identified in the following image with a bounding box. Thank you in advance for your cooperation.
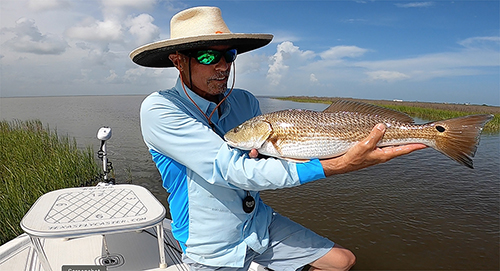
[224,139,237,147]
[225,139,248,149]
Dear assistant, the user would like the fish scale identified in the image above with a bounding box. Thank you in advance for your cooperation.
[224,100,493,168]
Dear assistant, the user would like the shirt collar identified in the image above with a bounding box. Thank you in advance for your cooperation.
[174,78,211,114]
[173,77,231,117]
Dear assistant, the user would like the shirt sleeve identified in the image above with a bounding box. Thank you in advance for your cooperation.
[296,159,326,184]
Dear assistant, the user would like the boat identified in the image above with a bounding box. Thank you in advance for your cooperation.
[0,218,186,271]
[0,126,265,271]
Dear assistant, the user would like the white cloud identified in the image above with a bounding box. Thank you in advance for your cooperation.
[0,1,497,105]
[235,53,268,74]
[269,31,301,44]
[126,13,160,46]
[320,45,368,59]
[28,0,70,11]
[0,0,170,97]
[267,41,314,86]
[85,45,117,66]
[459,36,500,49]
[104,69,119,83]
[254,35,499,102]
[355,36,500,81]
[1,18,68,55]
[123,66,176,88]
[342,18,368,24]
[101,0,157,20]
[62,0,162,70]
[66,18,123,42]
[395,2,434,8]
[366,70,410,82]
[310,73,318,83]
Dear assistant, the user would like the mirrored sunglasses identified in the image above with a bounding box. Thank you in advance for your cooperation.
[183,49,238,65]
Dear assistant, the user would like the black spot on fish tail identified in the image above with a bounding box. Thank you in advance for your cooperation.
[433,114,493,169]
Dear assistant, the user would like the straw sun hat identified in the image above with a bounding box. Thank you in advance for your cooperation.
[130,6,273,68]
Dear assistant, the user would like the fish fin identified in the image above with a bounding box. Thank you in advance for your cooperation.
[253,121,274,148]
[432,114,493,169]
[323,100,414,123]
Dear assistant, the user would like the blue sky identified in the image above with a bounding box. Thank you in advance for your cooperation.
[1,0,499,105]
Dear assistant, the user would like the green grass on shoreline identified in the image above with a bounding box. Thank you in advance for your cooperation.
[0,120,100,245]
[275,97,500,133]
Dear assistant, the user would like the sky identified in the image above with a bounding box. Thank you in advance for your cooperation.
[0,0,499,106]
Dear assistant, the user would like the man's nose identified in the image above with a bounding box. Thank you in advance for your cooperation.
[215,57,230,70]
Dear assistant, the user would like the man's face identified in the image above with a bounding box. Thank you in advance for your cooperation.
[176,45,233,101]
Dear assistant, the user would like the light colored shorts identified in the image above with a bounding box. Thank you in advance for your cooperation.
[183,212,335,271]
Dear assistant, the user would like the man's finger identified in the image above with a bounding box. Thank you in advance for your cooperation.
[249,149,259,158]
[382,143,428,157]
[363,123,386,147]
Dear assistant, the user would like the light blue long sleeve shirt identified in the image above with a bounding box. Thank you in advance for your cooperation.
[140,78,325,267]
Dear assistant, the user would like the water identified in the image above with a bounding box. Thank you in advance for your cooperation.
[1,95,498,270]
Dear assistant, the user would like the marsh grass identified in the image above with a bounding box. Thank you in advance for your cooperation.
[0,120,100,245]
[275,97,500,133]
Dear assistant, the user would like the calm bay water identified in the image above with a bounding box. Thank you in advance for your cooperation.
[1,95,499,270]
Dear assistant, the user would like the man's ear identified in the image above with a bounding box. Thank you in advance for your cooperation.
[169,53,183,71]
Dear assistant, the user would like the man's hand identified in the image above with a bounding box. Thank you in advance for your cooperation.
[320,123,427,176]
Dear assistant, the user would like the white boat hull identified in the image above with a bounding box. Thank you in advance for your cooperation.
[0,219,187,271]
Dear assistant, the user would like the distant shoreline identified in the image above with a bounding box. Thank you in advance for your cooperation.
[273,96,500,114]
[2,95,499,112]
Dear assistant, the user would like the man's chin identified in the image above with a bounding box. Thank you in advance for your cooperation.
[209,83,228,94]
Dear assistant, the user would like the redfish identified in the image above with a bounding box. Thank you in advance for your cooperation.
[224,100,493,168]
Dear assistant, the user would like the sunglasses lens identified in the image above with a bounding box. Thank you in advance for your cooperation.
[224,49,237,63]
[195,49,237,65]
[196,50,221,65]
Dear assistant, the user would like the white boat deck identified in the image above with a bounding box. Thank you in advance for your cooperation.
[18,184,170,271]
[1,184,187,270]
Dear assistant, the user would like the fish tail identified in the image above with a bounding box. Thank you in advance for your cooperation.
[432,114,493,169]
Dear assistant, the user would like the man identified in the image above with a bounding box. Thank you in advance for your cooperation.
[130,6,426,271]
